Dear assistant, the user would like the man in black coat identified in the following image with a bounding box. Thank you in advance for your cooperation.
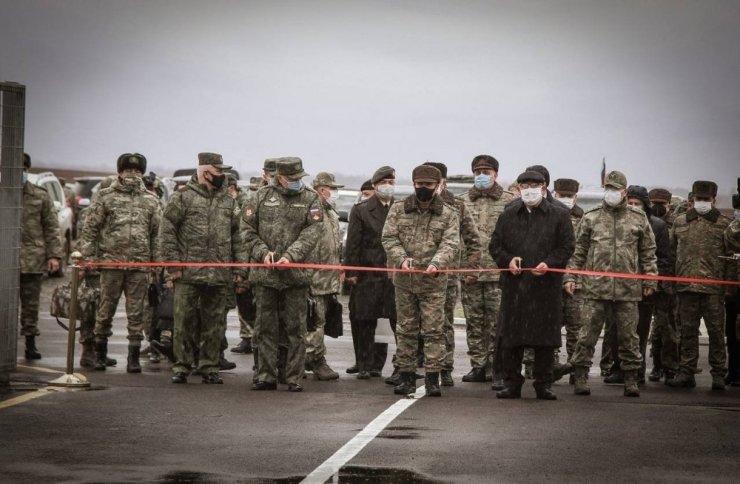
[344,166,398,380]
[489,170,576,400]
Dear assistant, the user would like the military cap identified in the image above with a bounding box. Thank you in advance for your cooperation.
[23,153,31,169]
[471,154,499,172]
[263,158,278,174]
[198,152,232,170]
[627,185,650,213]
[648,188,672,203]
[249,176,262,189]
[604,170,627,190]
[691,180,718,197]
[423,162,447,178]
[276,157,308,178]
[312,172,344,189]
[117,153,147,173]
[554,178,579,196]
[516,170,546,185]
[360,179,373,191]
[371,166,395,184]
[526,165,551,186]
[412,164,441,183]
[226,174,238,187]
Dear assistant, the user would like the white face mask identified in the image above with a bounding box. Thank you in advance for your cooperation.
[694,201,712,215]
[603,189,623,207]
[328,189,338,200]
[555,196,574,209]
[521,188,543,207]
[376,183,395,199]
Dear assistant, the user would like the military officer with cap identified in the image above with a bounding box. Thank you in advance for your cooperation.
[667,180,733,390]
[242,157,323,392]
[20,153,63,360]
[382,164,460,397]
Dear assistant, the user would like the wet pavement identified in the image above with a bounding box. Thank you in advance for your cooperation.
[1,275,739,483]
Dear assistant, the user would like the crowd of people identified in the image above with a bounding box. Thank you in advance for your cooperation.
[19,151,740,398]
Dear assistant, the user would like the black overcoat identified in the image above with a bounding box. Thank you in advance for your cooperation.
[489,198,575,347]
[344,196,397,320]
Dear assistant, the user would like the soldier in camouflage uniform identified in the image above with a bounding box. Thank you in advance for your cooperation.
[305,172,344,380]
[423,162,482,387]
[382,164,460,397]
[725,206,740,386]
[242,158,323,392]
[459,155,514,387]
[78,153,161,373]
[667,180,733,390]
[566,171,658,397]
[20,153,62,359]
[159,153,245,384]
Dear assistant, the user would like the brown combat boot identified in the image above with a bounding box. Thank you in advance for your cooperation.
[573,366,591,395]
[623,370,640,397]
[79,341,96,367]
[313,357,339,381]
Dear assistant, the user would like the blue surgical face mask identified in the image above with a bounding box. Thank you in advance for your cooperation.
[474,174,492,189]
[22,172,28,184]
[287,179,303,191]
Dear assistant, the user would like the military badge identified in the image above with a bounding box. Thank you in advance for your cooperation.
[310,208,322,220]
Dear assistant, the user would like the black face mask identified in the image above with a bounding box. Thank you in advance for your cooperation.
[208,173,226,189]
[651,204,667,218]
[415,187,435,202]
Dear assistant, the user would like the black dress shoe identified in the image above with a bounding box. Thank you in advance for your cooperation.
[287,383,303,392]
[202,373,223,384]
[357,371,371,380]
[535,387,557,400]
[496,387,522,399]
[252,381,277,391]
[346,365,359,374]
[171,373,187,384]
[369,370,382,377]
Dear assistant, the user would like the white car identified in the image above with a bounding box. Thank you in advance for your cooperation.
[27,172,73,276]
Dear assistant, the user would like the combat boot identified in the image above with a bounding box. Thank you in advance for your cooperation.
[313,357,339,381]
[552,362,573,382]
[462,367,486,382]
[440,369,454,387]
[666,371,696,388]
[623,370,640,397]
[24,335,41,360]
[573,366,590,395]
[711,374,725,391]
[385,367,401,386]
[393,372,416,395]
[230,338,253,354]
[648,367,663,382]
[604,370,624,384]
[219,351,236,370]
[126,345,142,373]
[425,372,441,397]
[79,341,96,367]
[94,340,108,371]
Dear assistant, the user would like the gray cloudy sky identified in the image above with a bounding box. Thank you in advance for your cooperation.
[2,0,739,193]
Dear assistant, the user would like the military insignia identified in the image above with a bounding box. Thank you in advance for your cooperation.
[269,196,277,202]
[245,208,253,217]
[310,208,322,220]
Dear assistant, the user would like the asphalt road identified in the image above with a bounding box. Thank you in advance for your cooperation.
[1,275,739,483]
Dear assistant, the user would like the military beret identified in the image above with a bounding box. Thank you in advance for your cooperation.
[313,171,344,189]
[471,155,499,173]
[526,165,551,186]
[423,162,447,179]
[371,166,395,185]
[648,188,672,203]
[516,170,546,185]
[263,158,278,174]
[604,170,627,190]
[553,178,579,196]
[23,153,31,169]
[276,157,308,178]
[198,152,232,170]
[691,180,718,197]
[360,179,374,191]
[117,153,147,174]
[412,165,441,183]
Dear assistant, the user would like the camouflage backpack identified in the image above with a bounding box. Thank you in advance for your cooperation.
[50,278,99,326]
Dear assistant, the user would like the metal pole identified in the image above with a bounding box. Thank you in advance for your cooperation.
[49,264,90,387]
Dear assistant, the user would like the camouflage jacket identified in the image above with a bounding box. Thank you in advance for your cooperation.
[309,199,341,295]
[159,180,244,285]
[725,218,740,283]
[241,182,323,290]
[382,194,460,293]
[21,181,62,273]
[439,189,481,281]
[564,200,658,301]
[460,183,514,282]
[671,208,732,295]
[79,178,161,270]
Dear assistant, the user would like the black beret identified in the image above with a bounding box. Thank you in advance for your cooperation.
[525,164,550,186]
[423,162,447,179]
[691,180,718,197]
[516,170,545,184]
[360,179,373,191]
[553,178,579,196]
[471,154,499,172]
[371,166,396,184]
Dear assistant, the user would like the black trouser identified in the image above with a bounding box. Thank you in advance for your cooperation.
[609,300,652,374]
[726,292,740,382]
[502,345,554,390]
[354,318,396,372]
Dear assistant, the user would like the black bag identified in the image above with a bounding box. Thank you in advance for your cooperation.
[306,296,318,332]
[324,294,343,338]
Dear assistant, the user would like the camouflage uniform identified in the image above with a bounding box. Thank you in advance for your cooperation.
[559,203,585,363]
[159,159,244,379]
[79,177,161,345]
[241,158,323,387]
[382,194,460,373]
[20,180,62,336]
[459,182,513,372]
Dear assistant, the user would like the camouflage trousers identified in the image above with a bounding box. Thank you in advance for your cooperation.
[172,282,229,376]
[236,286,256,339]
[254,285,308,385]
[442,281,459,371]
[19,273,43,337]
[677,292,726,377]
[305,293,333,366]
[572,300,642,371]
[94,269,148,344]
[557,293,583,363]
[395,286,446,372]
[460,281,501,370]
[649,291,679,373]
[80,272,101,344]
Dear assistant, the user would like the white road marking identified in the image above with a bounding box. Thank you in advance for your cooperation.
[301,385,427,484]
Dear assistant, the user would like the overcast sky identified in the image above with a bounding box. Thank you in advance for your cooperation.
[2,0,739,193]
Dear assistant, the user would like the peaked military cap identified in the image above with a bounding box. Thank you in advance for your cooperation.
[423,162,447,179]
[276,157,308,178]
[604,170,627,190]
[249,176,262,189]
[412,165,441,183]
[471,154,499,173]
[198,152,231,170]
[554,178,579,196]
[691,180,718,197]
[648,188,672,203]
[516,170,546,184]
[117,153,147,173]
[371,166,395,184]
[263,158,278,174]
[313,172,344,189]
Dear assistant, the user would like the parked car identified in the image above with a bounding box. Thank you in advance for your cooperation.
[27,172,73,276]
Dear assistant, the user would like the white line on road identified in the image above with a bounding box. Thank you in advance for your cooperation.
[301,385,427,484]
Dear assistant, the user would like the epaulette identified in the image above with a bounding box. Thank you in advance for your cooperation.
[583,205,603,215]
